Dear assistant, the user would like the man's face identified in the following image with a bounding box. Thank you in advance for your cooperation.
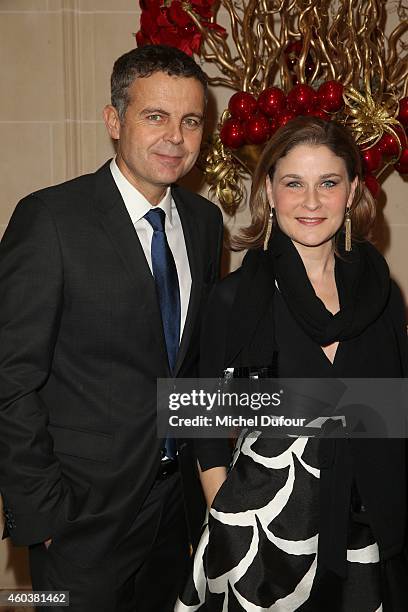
[104,71,205,204]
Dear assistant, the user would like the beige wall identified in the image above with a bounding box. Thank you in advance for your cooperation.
[1,0,407,589]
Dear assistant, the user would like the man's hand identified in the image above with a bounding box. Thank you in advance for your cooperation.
[44,538,52,549]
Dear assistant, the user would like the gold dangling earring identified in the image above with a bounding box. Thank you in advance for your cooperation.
[263,207,273,251]
[345,207,352,252]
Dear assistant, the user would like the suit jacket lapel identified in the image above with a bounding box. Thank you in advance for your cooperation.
[171,185,202,375]
[93,162,170,373]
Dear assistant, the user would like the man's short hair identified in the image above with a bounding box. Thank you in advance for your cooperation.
[111,45,208,121]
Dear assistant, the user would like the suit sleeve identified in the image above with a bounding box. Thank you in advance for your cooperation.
[195,266,241,471]
[0,195,65,545]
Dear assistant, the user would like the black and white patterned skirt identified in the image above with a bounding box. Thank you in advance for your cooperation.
[176,432,383,611]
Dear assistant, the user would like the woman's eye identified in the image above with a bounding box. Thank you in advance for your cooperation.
[321,180,337,188]
[287,181,302,188]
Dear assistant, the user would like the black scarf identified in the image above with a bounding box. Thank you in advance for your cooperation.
[267,227,391,345]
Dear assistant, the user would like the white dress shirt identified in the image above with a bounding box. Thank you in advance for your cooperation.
[110,158,192,339]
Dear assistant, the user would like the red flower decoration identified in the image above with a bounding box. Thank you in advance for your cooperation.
[136,0,226,56]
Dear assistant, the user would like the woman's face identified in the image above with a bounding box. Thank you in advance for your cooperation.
[266,144,357,251]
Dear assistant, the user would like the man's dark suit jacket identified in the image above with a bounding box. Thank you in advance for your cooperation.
[0,160,223,567]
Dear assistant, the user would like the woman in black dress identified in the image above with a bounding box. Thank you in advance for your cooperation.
[176,117,408,611]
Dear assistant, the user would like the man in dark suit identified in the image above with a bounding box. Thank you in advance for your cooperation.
[0,45,223,611]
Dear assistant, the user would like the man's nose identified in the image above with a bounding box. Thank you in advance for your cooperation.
[164,120,184,145]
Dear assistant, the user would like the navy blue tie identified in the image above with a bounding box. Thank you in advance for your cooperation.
[144,208,180,459]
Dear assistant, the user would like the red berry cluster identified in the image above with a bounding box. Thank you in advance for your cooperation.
[358,97,408,197]
[220,81,344,149]
[220,87,408,198]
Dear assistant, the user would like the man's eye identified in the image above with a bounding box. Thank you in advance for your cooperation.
[183,117,201,129]
[147,114,163,122]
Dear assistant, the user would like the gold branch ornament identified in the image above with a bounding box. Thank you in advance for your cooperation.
[136,0,408,210]
[200,113,247,213]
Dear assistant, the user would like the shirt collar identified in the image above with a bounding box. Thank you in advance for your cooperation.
[110,158,173,226]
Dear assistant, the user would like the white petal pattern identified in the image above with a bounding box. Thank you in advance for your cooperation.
[176,434,382,611]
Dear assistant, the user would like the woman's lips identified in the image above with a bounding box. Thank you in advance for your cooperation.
[296,217,326,226]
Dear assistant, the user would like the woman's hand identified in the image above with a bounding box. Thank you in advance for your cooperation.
[198,463,227,508]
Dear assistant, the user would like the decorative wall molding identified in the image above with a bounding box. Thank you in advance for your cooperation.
[62,0,87,178]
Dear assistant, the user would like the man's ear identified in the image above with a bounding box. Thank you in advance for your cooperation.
[103,105,121,141]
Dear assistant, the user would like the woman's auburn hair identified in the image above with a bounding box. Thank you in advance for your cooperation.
[231,116,377,251]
